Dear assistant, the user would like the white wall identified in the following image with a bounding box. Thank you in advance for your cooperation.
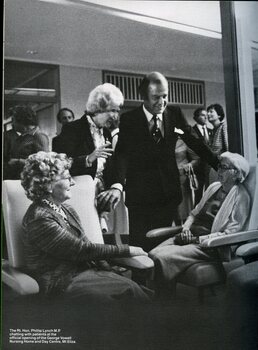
[59,65,225,127]
[59,65,102,128]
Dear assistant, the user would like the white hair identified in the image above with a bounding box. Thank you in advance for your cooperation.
[220,152,250,183]
[86,83,124,114]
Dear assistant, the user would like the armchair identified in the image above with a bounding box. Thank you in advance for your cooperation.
[146,168,257,301]
[2,175,153,296]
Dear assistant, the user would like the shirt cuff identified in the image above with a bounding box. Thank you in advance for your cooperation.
[85,155,92,168]
[111,183,123,192]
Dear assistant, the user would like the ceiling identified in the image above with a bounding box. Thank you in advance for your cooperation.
[4,0,224,83]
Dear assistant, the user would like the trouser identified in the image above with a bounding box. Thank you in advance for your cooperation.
[128,201,178,252]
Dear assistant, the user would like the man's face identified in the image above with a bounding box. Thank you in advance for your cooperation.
[59,110,74,125]
[196,110,207,126]
[144,82,168,115]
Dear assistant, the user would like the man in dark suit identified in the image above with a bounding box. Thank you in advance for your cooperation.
[192,107,213,204]
[98,72,218,251]
[52,108,75,151]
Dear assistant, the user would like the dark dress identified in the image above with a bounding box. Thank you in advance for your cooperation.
[4,127,49,179]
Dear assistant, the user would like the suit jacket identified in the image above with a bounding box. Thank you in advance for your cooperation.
[192,124,212,144]
[52,115,113,184]
[114,105,218,208]
[22,201,129,294]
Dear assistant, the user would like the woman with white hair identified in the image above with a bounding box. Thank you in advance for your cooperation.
[53,83,123,194]
[149,152,251,295]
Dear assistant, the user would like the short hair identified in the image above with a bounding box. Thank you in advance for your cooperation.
[21,151,72,201]
[9,105,37,126]
[56,108,75,123]
[207,103,225,121]
[86,83,124,115]
[219,152,250,183]
[138,72,168,99]
[193,107,206,121]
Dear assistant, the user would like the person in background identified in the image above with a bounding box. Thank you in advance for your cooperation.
[192,107,212,204]
[175,137,199,225]
[149,152,250,297]
[21,151,150,303]
[3,105,49,180]
[97,72,219,252]
[207,103,229,184]
[52,108,75,151]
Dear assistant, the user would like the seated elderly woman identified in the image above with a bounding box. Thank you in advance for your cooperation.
[149,152,250,293]
[21,151,150,303]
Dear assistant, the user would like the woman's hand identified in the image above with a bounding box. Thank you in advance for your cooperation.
[180,229,194,244]
[87,142,114,163]
[129,246,148,257]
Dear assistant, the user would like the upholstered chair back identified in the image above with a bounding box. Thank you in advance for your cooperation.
[2,175,103,269]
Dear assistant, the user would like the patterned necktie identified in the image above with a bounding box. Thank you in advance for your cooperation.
[151,115,162,143]
[203,126,209,144]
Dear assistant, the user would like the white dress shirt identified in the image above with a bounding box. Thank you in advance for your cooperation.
[143,105,164,136]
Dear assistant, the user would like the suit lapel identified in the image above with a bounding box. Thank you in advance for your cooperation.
[163,108,175,141]
[137,106,152,140]
[193,124,203,139]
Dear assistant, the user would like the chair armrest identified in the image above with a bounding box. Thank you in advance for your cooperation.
[236,242,258,258]
[2,260,39,295]
[146,226,182,239]
[200,230,258,248]
[111,256,154,270]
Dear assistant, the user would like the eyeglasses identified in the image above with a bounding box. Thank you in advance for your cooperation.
[218,164,236,171]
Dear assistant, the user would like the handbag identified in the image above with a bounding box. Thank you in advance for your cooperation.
[187,164,199,191]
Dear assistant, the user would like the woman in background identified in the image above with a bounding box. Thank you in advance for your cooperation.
[175,137,200,225]
[4,105,49,179]
[207,103,228,184]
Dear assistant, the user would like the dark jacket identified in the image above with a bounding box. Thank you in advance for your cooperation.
[4,127,49,179]
[22,202,129,294]
[114,105,218,208]
[52,115,113,184]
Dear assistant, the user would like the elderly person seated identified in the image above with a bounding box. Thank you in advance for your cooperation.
[149,152,250,295]
[21,151,150,303]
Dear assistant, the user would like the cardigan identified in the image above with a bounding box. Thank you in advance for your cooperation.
[22,201,130,294]
[189,182,250,234]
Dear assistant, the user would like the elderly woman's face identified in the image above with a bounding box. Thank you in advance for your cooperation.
[93,105,120,128]
[217,159,238,184]
[51,170,75,204]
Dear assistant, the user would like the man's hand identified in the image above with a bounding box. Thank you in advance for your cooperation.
[97,188,121,212]
[88,142,114,163]
[129,246,148,257]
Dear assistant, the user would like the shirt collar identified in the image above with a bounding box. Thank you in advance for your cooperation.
[111,128,119,138]
[86,115,103,135]
[143,104,163,123]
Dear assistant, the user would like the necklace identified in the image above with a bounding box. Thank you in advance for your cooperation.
[42,199,68,222]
